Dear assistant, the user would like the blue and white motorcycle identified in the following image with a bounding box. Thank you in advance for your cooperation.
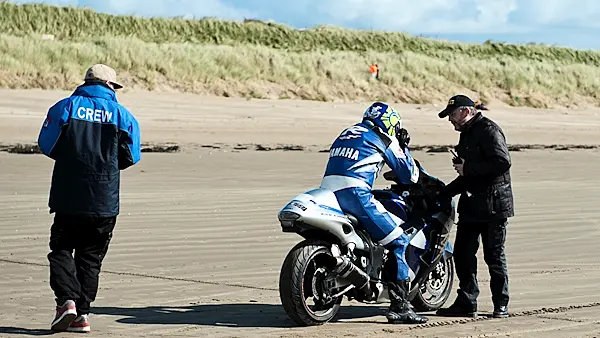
[277,159,456,326]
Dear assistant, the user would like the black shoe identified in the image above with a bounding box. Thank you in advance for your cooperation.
[386,280,428,324]
[436,302,478,318]
[493,305,509,318]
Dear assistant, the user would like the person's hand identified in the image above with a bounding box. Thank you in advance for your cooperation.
[383,170,396,181]
[453,160,465,176]
[397,128,410,148]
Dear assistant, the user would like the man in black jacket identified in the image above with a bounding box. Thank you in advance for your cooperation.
[435,95,514,319]
[38,64,141,332]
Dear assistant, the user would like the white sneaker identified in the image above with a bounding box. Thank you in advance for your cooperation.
[67,314,91,333]
[51,300,77,332]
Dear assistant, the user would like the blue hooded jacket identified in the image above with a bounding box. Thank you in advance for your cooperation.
[37,83,141,217]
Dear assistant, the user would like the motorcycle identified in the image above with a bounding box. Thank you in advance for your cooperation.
[277,159,456,326]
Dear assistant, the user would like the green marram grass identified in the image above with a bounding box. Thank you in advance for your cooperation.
[2,2,600,107]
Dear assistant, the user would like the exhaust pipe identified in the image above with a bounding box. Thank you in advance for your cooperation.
[333,256,372,296]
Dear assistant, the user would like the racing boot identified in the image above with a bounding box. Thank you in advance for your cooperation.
[386,279,429,324]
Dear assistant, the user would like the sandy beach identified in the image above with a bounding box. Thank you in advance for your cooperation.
[1,89,599,337]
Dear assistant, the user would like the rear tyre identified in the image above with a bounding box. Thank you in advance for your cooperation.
[411,255,454,312]
[279,240,343,326]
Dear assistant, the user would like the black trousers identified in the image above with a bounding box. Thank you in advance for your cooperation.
[453,218,509,310]
[47,213,117,315]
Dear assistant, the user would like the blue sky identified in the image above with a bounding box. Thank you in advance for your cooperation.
[9,0,600,50]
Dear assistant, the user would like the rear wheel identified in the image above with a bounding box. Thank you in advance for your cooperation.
[411,255,454,312]
[279,240,343,326]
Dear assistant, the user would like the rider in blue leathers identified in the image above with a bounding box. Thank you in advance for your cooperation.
[320,102,428,324]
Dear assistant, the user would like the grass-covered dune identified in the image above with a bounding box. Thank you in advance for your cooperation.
[2,2,600,107]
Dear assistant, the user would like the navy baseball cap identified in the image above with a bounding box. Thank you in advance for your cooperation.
[438,95,475,118]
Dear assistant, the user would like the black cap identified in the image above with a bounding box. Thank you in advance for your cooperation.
[438,94,475,118]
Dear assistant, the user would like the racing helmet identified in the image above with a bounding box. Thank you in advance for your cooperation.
[362,101,403,137]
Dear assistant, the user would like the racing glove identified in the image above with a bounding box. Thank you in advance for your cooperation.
[397,128,410,149]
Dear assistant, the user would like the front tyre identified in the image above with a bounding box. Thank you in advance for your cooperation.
[279,240,343,326]
[411,255,454,312]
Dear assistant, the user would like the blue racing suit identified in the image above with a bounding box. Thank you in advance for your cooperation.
[320,122,419,281]
[37,83,141,217]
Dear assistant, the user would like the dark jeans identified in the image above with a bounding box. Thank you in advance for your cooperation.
[48,213,117,315]
[453,218,509,310]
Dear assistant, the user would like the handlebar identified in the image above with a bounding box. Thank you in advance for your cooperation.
[382,165,451,215]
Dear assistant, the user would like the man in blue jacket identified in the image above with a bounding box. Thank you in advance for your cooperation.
[320,102,428,324]
[37,64,141,333]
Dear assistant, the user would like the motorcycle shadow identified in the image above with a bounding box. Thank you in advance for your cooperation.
[93,303,389,328]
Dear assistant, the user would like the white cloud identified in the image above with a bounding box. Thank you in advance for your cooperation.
[474,0,518,27]
[516,0,600,27]
[313,0,526,34]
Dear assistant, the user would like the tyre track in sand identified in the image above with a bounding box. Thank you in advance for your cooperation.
[0,257,278,292]
[3,255,598,298]
[454,321,600,338]
[406,302,600,331]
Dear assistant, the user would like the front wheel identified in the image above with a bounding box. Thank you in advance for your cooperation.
[279,240,343,326]
[411,255,454,312]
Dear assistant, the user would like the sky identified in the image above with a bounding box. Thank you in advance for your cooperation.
[9,0,600,50]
